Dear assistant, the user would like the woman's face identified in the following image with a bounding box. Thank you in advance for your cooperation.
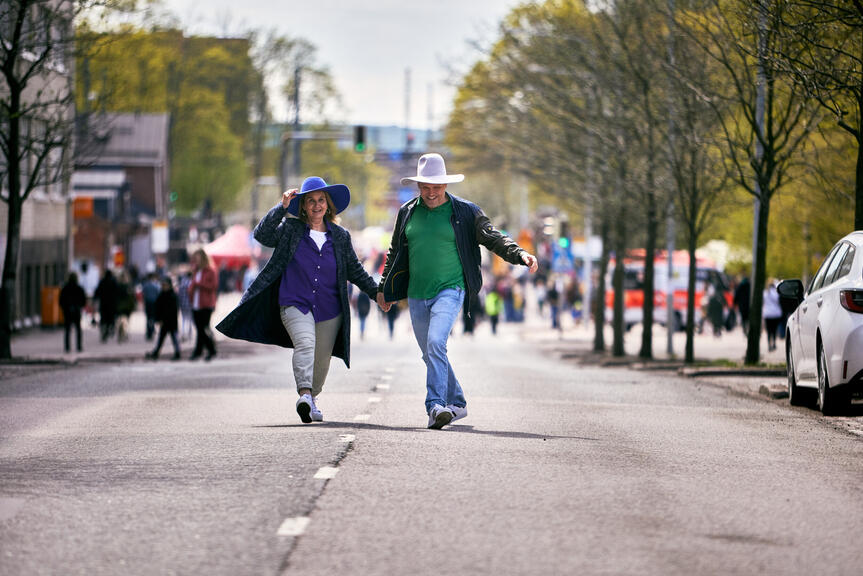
[302,191,328,223]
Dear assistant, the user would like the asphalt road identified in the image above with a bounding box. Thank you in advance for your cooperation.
[1,316,861,575]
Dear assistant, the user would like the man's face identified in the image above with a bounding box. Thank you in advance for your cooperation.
[418,183,447,209]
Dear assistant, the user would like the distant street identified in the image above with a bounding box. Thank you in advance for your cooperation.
[1,311,862,575]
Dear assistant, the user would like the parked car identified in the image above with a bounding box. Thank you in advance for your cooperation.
[778,231,863,414]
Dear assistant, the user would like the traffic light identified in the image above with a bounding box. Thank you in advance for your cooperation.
[353,125,366,152]
[558,220,571,250]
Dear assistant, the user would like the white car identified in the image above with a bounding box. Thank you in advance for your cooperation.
[779,231,863,415]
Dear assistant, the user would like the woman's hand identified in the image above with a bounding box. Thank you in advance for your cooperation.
[281,188,298,209]
[376,293,392,312]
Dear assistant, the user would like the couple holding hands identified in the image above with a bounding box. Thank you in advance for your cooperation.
[217,153,538,429]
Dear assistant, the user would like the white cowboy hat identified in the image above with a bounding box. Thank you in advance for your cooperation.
[400,153,464,185]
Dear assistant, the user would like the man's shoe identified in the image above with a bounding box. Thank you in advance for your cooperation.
[296,394,313,424]
[310,397,323,422]
[427,405,453,429]
[204,351,216,361]
[447,404,467,423]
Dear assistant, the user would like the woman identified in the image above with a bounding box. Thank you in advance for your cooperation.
[189,248,218,360]
[216,176,380,423]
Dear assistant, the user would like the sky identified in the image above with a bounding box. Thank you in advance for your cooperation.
[158,0,523,129]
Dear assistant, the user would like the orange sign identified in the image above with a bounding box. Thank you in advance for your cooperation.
[73,197,94,219]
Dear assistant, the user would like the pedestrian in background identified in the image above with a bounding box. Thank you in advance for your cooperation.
[547,280,561,331]
[146,276,181,361]
[216,177,382,424]
[377,153,539,429]
[189,248,218,361]
[59,272,86,353]
[94,269,118,342]
[485,285,503,335]
[763,278,783,352]
[115,270,135,343]
[142,272,160,341]
[177,270,193,342]
[356,291,371,339]
[734,275,751,335]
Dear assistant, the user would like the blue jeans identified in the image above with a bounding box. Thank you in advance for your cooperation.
[408,287,467,413]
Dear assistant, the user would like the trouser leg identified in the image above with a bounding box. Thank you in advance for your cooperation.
[280,306,316,393]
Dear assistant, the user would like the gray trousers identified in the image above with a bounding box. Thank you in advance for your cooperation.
[279,306,342,397]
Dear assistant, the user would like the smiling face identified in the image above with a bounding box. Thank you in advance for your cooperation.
[300,191,332,226]
[418,183,448,209]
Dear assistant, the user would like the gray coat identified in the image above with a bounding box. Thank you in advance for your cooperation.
[215,204,378,368]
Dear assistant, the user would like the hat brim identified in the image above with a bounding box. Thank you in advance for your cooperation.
[400,174,464,186]
[287,184,351,216]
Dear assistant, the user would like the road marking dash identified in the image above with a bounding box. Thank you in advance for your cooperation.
[384,368,395,374]
[368,396,381,403]
[376,383,390,390]
[339,434,356,443]
[277,516,310,536]
[314,466,339,479]
[354,414,370,422]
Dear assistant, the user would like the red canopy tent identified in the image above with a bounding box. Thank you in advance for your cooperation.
[203,224,257,270]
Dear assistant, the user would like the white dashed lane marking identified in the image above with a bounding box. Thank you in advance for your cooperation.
[339,434,356,443]
[313,466,339,479]
[353,414,370,422]
[368,396,381,404]
[277,516,310,537]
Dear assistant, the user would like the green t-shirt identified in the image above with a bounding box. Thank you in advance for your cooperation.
[405,198,465,299]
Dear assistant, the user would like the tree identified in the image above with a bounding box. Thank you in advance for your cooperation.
[778,1,863,229]
[677,0,821,364]
[76,27,254,213]
[0,0,130,359]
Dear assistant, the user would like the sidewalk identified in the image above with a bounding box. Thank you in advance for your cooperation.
[5,292,244,364]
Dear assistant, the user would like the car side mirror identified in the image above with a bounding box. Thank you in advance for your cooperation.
[777,279,804,312]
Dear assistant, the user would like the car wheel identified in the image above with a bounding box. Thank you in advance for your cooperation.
[817,345,848,416]
[787,344,808,406]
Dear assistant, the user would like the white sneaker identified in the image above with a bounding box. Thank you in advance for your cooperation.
[296,394,313,424]
[311,396,323,422]
[447,404,467,423]
[427,405,453,429]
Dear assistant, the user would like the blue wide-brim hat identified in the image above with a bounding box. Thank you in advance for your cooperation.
[287,176,351,217]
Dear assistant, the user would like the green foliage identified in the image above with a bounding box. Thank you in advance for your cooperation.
[76,27,254,213]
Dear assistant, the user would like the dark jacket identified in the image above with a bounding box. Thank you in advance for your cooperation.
[380,193,527,312]
[216,204,378,368]
[155,289,179,332]
[59,281,86,321]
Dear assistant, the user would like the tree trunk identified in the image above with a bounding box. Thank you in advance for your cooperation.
[685,229,697,364]
[639,190,658,359]
[612,205,627,357]
[0,90,22,359]
[856,130,863,230]
[594,216,610,352]
[745,194,770,365]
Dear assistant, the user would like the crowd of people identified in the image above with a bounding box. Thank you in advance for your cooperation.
[61,247,219,361]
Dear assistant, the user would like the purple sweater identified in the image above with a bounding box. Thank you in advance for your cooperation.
[278,225,340,321]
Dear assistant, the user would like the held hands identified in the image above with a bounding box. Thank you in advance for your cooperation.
[522,252,539,273]
[376,292,392,312]
[281,189,298,209]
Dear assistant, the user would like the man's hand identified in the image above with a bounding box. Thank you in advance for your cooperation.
[376,292,392,312]
[522,252,539,273]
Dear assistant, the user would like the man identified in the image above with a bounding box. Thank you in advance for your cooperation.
[377,153,538,429]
